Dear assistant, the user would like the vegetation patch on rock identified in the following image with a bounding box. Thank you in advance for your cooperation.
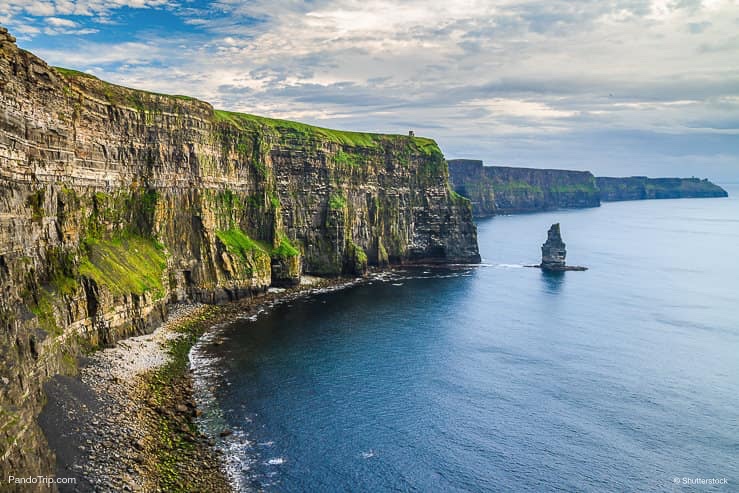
[79,235,168,300]
[215,228,267,258]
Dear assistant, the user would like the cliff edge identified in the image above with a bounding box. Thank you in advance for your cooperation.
[595,176,728,201]
[448,159,600,217]
[0,27,479,481]
[448,159,727,218]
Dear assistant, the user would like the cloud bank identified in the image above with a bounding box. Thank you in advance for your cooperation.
[2,0,738,179]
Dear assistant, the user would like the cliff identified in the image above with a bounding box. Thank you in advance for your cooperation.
[448,159,600,216]
[595,176,728,201]
[0,28,479,481]
[448,160,728,218]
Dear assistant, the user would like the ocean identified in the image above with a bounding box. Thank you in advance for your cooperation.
[191,185,739,492]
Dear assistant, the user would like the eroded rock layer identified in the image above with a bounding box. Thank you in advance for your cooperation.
[448,159,600,217]
[0,29,479,480]
[540,223,566,271]
[595,176,728,201]
[448,160,727,218]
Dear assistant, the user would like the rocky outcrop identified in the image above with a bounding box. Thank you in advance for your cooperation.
[540,223,566,270]
[595,176,728,201]
[449,160,727,218]
[534,223,586,272]
[0,28,479,483]
[448,160,600,217]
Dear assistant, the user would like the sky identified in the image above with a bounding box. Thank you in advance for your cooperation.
[1,0,738,181]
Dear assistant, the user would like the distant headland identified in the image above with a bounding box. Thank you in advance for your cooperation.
[448,159,728,218]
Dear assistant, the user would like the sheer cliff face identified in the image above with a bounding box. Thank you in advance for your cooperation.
[448,160,600,217]
[596,177,728,201]
[0,30,479,478]
[449,160,727,218]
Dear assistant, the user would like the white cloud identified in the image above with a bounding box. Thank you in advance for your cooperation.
[45,16,77,27]
[37,41,164,65]
[21,1,56,16]
[6,0,739,178]
[0,0,175,20]
[467,98,580,119]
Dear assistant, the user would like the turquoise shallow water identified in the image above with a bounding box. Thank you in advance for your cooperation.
[191,186,739,492]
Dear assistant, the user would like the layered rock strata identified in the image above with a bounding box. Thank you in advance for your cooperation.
[595,176,728,201]
[448,160,600,217]
[0,27,479,481]
[536,223,586,272]
[540,223,567,271]
[448,160,727,218]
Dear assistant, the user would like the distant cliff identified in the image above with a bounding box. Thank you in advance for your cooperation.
[596,176,728,201]
[449,160,728,218]
[448,159,600,216]
[0,28,479,481]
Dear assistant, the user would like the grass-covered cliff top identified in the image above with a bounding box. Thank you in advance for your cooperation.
[214,109,439,152]
[53,66,441,153]
[596,176,727,196]
[53,66,203,104]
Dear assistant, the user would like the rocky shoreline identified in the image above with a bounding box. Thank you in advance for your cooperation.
[39,276,359,492]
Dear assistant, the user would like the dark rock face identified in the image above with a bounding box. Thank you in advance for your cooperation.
[0,29,479,480]
[449,160,727,218]
[540,223,567,270]
[595,176,727,201]
[448,160,600,217]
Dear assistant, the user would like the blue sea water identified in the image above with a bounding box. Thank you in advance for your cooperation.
[191,187,739,492]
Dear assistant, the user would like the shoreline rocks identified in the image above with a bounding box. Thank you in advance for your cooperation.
[39,303,230,492]
[38,275,361,492]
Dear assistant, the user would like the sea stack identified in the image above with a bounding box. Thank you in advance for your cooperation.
[539,223,587,271]
[541,223,567,270]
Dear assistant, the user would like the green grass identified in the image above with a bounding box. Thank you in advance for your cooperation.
[22,246,80,337]
[25,234,170,337]
[352,243,367,264]
[45,246,78,296]
[215,228,268,259]
[213,109,440,154]
[29,289,62,336]
[52,66,97,79]
[329,192,347,211]
[492,181,543,193]
[269,191,281,209]
[215,110,384,148]
[413,137,444,157]
[449,189,472,207]
[272,235,299,259]
[50,271,77,296]
[334,150,362,167]
[346,240,368,274]
[28,247,80,336]
[79,235,167,300]
[217,228,299,262]
[53,66,199,103]
[550,184,598,193]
